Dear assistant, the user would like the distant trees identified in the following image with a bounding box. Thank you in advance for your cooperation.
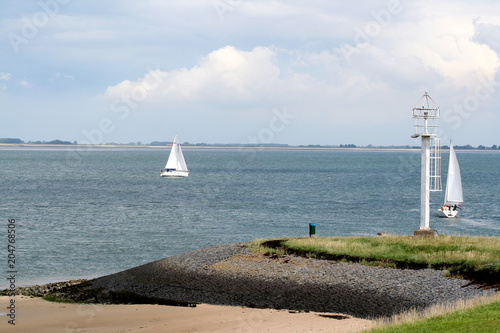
[46,140,72,145]
[0,138,23,144]
[150,141,172,146]
[452,144,500,150]
[454,144,473,149]
[0,138,75,145]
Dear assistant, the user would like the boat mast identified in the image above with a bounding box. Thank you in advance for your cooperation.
[411,92,442,234]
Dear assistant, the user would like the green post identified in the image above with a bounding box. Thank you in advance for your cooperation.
[309,223,316,237]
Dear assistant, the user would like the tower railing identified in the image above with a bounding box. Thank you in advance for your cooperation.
[412,92,440,137]
[430,137,442,192]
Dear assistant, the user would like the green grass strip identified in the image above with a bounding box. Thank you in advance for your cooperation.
[368,300,500,333]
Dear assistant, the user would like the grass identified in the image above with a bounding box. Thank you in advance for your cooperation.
[249,235,500,284]
[42,295,82,303]
[367,293,500,333]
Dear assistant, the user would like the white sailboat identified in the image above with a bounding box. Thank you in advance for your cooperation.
[160,135,189,177]
[437,142,463,217]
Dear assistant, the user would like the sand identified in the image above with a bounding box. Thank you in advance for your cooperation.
[0,296,374,333]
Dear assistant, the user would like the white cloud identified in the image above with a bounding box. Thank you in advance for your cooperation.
[103,46,301,103]
[0,72,11,80]
[53,72,75,80]
[337,11,498,91]
[18,80,31,88]
[473,20,500,55]
[412,20,497,86]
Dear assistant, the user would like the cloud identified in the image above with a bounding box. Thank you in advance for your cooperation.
[53,72,75,80]
[473,21,500,55]
[335,9,499,93]
[103,46,300,103]
[18,80,31,88]
[0,72,11,80]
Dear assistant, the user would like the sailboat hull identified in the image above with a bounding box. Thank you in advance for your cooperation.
[437,207,459,218]
[160,170,189,177]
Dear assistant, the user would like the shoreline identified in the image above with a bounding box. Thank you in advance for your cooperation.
[2,143,498,153]
[0,143,417,152]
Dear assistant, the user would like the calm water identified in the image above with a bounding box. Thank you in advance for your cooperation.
[1,147,499,288]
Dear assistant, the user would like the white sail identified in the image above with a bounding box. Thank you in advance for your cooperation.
[164,135,179,169]
[444,143,463,204]
[161,135,189,177]
[165,135,185,170]
[176,143,188,171]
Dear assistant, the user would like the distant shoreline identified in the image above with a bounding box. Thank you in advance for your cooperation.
[1,143,499,153]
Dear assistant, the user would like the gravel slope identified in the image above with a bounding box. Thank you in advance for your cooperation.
[90,243,495,319]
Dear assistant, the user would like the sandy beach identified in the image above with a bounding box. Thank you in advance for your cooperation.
[0,296,373,333]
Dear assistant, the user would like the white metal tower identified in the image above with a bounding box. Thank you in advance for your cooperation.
[411,92,442,232]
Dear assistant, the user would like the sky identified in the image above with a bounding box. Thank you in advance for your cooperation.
[1,0,500,146]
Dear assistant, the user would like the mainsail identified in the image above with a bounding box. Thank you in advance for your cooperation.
[444,143,463,204]
[164,135,188,172]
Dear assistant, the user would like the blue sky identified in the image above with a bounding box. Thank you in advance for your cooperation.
[1,0,499,146]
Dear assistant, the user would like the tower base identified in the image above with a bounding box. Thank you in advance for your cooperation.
[414,229,436,237]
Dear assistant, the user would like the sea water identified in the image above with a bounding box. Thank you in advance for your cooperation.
[1,147,499,288]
